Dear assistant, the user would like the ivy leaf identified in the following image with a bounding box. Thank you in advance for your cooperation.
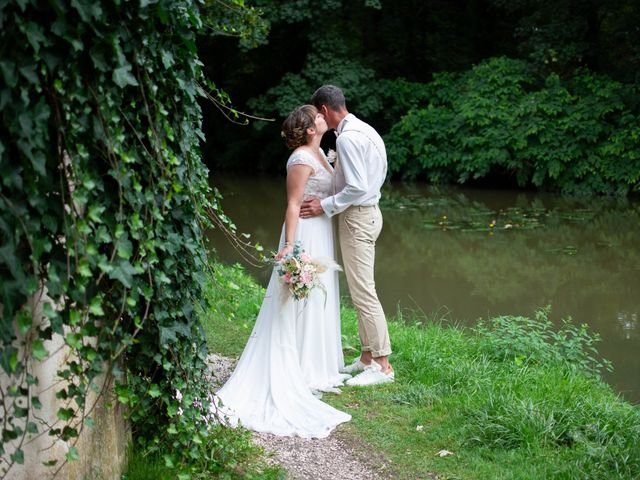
[21,20,47,53]
[159,323,190,346]
[89,296,105,316]
[69,310,81,326]
[86,348,98,362]
[113,65,139,88]
[148,383,161,398]
[57,407,75,421]
[0,60,17,88]
[3,428,18,441]
[70,0,103,22]
[11,448,24,465]
[77,259,92,277]
[98,257,114,274]
[65,446,80,462]
[66,333,82,349]
[9,349,19,373]
[29,151,47,177]
[161,49,174,69]
[17,309,32,335]
[108,260,138,288]
[163,454,175,468]
[88,204,105,223]
[117,235,133,259]
[31,339,48,360]
[14,406,29,418]
[18,63,38,84]
[90,47,110,72]
[32,395,43,409]
[61,426,79,440]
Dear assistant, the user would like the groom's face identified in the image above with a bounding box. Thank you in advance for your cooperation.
[317,105,338,130]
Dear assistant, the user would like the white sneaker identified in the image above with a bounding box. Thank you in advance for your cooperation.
[318,386,342,395]
[346,361,394,387]
[340,359,367,374]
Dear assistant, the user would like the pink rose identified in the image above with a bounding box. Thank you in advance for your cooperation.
[283,272,292,283]
[300,253,311,263]
[299,271,313,285]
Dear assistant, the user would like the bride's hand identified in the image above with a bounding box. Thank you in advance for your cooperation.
[275,244,293,261]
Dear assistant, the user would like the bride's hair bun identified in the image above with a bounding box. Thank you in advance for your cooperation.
[281,105,317,150]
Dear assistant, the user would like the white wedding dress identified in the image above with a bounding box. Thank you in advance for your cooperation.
[215,149,351,438]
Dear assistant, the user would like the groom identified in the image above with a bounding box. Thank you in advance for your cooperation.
[300,85,394,386]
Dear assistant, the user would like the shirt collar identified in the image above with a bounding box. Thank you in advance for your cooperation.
[335,113,355,136]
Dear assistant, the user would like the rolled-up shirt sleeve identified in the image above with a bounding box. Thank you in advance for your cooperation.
[321,133,369,217]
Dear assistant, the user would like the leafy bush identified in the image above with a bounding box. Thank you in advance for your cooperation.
[474,307,613,376]
[386,57,640,194]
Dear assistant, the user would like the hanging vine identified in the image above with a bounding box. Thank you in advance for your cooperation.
[0,0,271,477]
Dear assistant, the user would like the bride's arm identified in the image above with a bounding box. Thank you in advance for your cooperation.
[276,164,313,259]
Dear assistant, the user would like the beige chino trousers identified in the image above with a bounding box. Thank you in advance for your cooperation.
[338,204,392,357]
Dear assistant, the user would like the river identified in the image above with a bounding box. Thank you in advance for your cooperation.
[206,174,640,403]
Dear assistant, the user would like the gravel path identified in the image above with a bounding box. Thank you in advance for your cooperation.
[206,353,392,480]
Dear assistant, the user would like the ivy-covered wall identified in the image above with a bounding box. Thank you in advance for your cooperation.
[0,0,231,476]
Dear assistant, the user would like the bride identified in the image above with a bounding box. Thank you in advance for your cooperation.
[215,105,351,438]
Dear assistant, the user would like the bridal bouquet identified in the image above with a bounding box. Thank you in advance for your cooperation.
[273,241,340,301]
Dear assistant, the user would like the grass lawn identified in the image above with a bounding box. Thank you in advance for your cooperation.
[201,262,640,480]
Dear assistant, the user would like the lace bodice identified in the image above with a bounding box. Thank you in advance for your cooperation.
[286,149,334,200]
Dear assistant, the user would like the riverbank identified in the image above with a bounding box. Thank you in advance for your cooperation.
[203,262,640,479]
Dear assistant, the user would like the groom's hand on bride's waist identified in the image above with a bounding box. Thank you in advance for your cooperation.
[300,197,323,219]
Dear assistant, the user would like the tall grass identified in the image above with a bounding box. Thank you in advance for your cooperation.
[336,305,640,479]
[199,262,266,356]
[122,449,174,480]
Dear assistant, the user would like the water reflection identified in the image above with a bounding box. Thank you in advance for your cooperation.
[206,175,640,403]
[617,312,638,340]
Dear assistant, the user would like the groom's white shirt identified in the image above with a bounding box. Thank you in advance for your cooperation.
[320,114,387,217]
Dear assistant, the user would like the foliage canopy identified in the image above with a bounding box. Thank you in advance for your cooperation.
[202,0,640,195]
[386,57,640,194]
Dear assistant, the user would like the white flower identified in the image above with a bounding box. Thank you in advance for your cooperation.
[175,389,183,401]
[326,149,337,164]
[177,407,184,416]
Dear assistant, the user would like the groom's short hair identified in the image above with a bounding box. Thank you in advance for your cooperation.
[311,85,346,111]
